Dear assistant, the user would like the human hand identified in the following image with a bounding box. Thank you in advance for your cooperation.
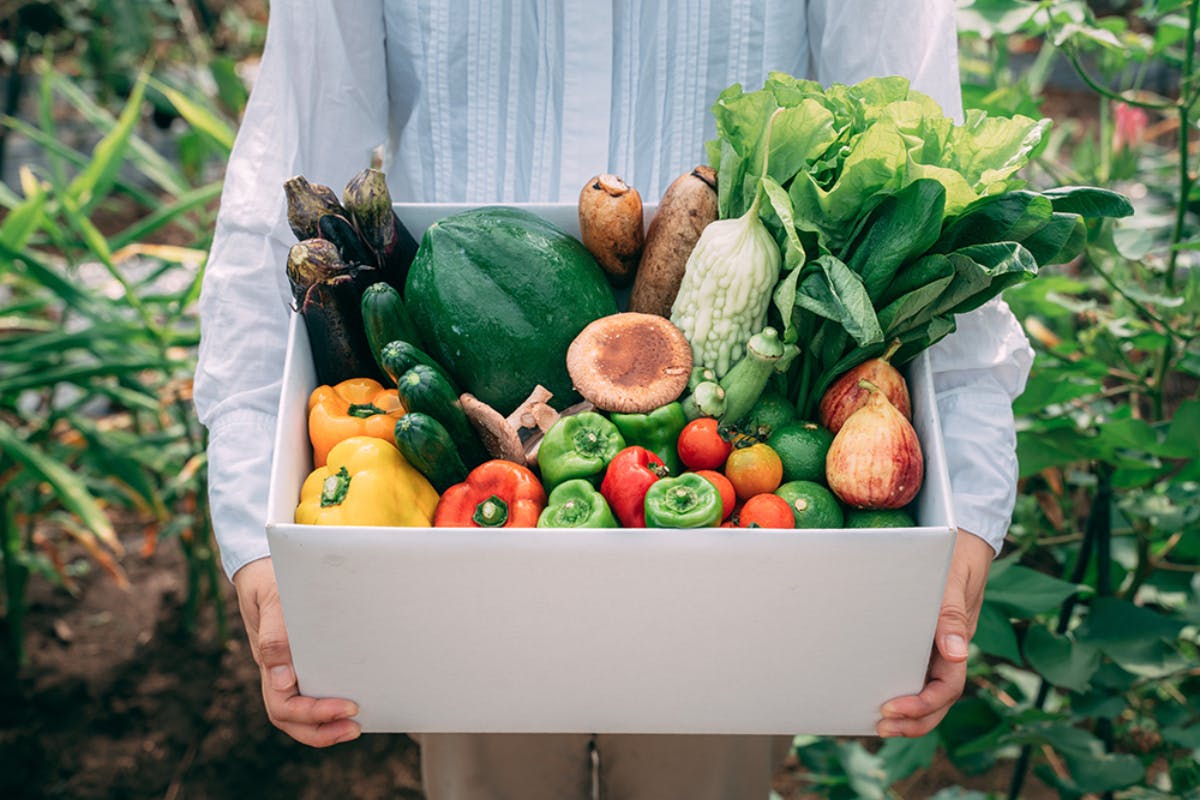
[232,557,362,746]
[876,529,994,738]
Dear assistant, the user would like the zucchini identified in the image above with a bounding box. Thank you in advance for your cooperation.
[361,282,421,373]
[396,365,486,466]
[393,412,468,493]
[380,340,456,391]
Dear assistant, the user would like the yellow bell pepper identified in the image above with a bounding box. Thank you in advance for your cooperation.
[295,436,439,527]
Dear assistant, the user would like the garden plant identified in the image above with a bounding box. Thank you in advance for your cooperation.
[0,1,1196,798]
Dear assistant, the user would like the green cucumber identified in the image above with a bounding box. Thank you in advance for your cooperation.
[379,339,455,391]
[361,282,421,373]
[393,412,468,493]
[395,365,486,466]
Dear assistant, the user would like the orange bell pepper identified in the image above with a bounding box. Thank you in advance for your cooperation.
[307,378,404,467]
[433,460,547,528]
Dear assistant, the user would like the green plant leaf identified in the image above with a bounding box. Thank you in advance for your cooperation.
[1040,186,1134,218]
[66,75,147,214]
[793,255,884,347]
[973,600,1023,662]
[934,191,1053,253]
[957,0,1042,37]
[1022,625,1101,692]
[0,421,119,554]
[0,177,47,252]
[1162,724,1200,749]
[50,70,190,197]
[842,178,947,300]
[985,559,1083,616]
[1020,212,1088,266]
[1021,724,1145,793]
[148,77,235,153]
[1075,597,1189,677]
[877,733,938,783]
[761,176,806,270]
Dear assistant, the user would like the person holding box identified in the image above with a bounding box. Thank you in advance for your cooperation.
[195,1,1030,796]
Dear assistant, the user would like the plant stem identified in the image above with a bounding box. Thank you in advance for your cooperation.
[1166,0,1200,294]
[1007,461,1109,800]
[0,493,29,669]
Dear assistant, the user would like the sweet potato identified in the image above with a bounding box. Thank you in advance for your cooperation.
[629,165,718,317]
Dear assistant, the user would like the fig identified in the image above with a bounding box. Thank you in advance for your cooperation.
[825,380,923,510]
[818,342,911,434]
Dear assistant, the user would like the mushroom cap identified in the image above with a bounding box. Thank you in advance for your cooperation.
[566,312,692,413]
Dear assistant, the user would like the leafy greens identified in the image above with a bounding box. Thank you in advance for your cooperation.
[705,72,1134,415]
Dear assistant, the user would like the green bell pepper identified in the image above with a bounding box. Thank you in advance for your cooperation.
[643,472,724,528]
[537,411,625,489]
[609,401,687,476]
[537,479,618,528]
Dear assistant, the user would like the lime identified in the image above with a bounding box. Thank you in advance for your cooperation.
[767,421,833,483]
[774,480,843,529]
[844,509,917,529]
[741,391,795,439]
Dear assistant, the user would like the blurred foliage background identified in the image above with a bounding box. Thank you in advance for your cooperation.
[0,1,1196,798]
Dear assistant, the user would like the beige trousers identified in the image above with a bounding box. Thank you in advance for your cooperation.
[412,733,793,800]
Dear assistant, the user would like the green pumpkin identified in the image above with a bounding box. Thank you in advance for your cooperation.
[405,207,618,415]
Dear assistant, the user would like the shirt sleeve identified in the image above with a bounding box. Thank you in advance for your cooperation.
[808,0,1033,554]
[194,0,388,580]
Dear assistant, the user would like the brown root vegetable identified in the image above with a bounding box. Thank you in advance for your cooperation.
[629,165,718,317]
[566,312,692,413]
[579,174,644,286]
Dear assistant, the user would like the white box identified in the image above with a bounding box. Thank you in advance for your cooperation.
[265,203,957,735]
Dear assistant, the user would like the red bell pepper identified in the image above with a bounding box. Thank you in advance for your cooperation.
[433,460,547,528]
[600,446,669,528]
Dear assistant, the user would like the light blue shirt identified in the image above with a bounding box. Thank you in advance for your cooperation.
[195,0,1031,579]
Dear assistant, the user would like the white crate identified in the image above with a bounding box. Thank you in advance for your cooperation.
[264,203,956,735]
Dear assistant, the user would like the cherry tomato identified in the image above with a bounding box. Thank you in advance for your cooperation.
[737,493,794,528]
[677,417,732,470]
[694,469,736,521]
[723,442,783,501]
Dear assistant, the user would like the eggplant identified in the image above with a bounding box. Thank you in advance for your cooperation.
[300,274,385,386]
[318,212,377,269]
[286,239,347,306]
[284,176,346,241]
[342,168,419,290]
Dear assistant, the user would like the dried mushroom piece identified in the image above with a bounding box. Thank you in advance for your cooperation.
[460,386,564,468]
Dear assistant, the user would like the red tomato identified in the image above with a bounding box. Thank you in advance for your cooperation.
[694,469,736,521]
[737,493,794,529]
[677,417,732,470]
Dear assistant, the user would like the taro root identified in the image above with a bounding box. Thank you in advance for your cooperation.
[818,341,911,434]
[825,380,923,510]
[578,173,644,287]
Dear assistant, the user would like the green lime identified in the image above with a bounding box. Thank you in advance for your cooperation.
[767,421,834,483]
[844,509,917,529]
[774,480,843,529]
[741,391,795,439]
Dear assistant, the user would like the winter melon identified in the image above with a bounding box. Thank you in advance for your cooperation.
[405,207,618,414]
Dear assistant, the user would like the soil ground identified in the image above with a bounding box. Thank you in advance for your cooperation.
[0,529,1059,800]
